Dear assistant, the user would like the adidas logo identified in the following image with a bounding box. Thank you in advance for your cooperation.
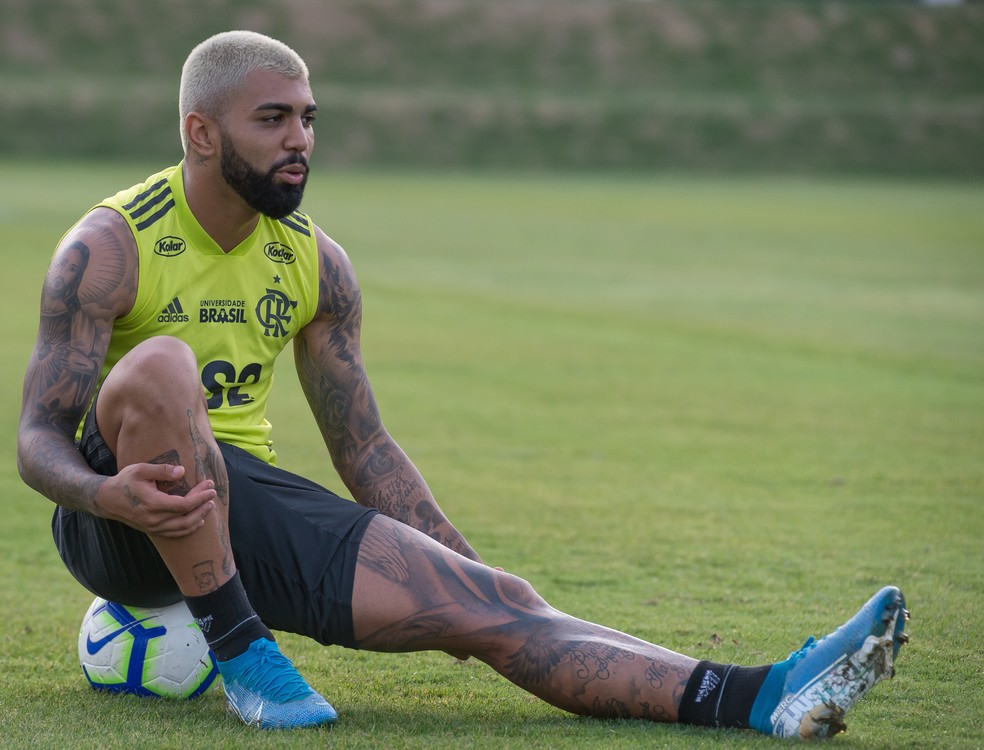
[158,296,190,323]
[694,669,721,703]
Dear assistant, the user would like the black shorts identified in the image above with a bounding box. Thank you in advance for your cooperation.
[53,401,377,648]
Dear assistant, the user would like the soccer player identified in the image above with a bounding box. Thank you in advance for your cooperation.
[17,30,907,738]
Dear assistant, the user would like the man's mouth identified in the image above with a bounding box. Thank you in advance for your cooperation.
[276,165,308,185]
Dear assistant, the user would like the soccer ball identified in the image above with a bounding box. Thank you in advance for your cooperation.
[78,597,219,699]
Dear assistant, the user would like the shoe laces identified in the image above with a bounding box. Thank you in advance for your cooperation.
[786,635,818,665]
[232,644,314,703]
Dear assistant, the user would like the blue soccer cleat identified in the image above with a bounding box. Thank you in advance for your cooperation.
[218,638,337,729]
[750,586,909,740]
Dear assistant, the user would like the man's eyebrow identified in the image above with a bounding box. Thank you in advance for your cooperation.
[255,102,319,114]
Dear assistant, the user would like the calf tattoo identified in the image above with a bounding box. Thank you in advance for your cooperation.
[193,560,218,593]
[185,410,233,577]
[148,432,233,581]
[186,409,227,504]
[358,520,691,720]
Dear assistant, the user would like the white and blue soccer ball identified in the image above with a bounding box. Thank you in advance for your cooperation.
[78,597,218,699]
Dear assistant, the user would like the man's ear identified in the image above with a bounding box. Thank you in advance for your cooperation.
[185,112,218,157]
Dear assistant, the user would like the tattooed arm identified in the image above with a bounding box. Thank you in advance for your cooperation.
[17,208,213,538]
[294,228,482,562]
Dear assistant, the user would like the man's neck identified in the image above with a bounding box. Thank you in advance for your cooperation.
[182,158,260,253]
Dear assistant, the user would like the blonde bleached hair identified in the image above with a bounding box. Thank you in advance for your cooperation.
[178,30,309,152]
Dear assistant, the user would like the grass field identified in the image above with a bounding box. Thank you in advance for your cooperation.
[0,162,981,749]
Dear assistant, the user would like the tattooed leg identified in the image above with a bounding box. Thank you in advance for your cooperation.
[95,336,235,595]
[352,515,697,721]
[186,408,233,578]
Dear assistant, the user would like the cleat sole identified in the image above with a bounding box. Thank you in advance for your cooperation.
[797,701,847,740]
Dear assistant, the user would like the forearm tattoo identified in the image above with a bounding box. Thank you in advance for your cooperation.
[296,246,479,560]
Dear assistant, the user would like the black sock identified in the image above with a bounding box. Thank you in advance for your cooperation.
[677,661,772,729]
[183,571,273,661]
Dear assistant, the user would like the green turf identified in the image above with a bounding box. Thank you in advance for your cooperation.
[1,163,982,749]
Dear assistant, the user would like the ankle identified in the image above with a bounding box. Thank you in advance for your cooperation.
[678,661,772,728]
[184,571,274,661]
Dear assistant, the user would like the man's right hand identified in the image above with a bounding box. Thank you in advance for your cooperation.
[95,463,216,538]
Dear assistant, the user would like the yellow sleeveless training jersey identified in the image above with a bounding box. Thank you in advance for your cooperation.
[92,163,320,464]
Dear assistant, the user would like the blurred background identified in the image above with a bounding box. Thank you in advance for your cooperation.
[2,0,982,177]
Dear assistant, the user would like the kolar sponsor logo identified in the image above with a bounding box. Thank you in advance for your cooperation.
[264,242,295,264]
[154,236,186,257]
[199,298,248,324]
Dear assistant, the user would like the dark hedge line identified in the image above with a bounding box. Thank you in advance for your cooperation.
[2,0,982,174]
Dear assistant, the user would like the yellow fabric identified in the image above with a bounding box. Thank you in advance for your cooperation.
[91,163,320,463]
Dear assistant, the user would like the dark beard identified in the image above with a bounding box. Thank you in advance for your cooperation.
[219,131,308,219]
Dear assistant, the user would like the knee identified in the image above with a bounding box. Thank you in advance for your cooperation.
[102,336,201,412]
[124,336,198,376]
[495,570,552,615]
